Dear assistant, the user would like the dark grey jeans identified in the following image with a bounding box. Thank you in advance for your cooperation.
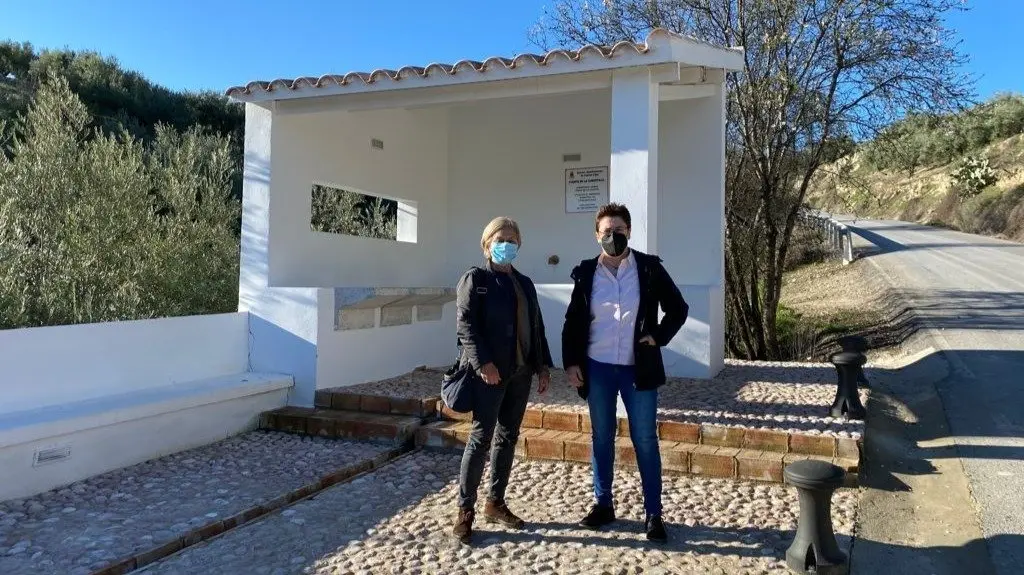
[457,368,532,510]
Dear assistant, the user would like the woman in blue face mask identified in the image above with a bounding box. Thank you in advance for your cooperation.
[451,216,554,544]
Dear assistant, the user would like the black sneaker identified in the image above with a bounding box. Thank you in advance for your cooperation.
[646,515,668,543]
[579,504,616,530]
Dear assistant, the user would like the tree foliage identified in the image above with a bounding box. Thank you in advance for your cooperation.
[0,43,398,329]
[534,0,972,359]
[311,185,398,240]
[862,93,1024,174]
[0,75,240,328]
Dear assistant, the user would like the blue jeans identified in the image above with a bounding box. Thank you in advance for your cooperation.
[588,359,662,516]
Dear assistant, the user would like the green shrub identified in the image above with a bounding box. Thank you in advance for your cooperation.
[950,155,998,202]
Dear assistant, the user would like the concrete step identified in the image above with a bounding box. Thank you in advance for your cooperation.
[313,388,439,418]
[415,420,858,485]
[434,401,860,461]
[260,407,422,445]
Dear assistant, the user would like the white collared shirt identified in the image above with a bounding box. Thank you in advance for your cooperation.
[588,252,640,366]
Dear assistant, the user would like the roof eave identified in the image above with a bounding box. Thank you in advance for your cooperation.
[228,52,674,105]
[225,28,745,105]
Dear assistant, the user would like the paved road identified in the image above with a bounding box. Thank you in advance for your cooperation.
[848,219,1024,574]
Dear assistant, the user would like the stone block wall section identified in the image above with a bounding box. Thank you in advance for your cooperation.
[272,386,863,486]
[432,402,860,460]
[414,420,859,486]
[306,387,862,460]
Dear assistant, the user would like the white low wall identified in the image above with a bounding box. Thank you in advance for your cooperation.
[0,313,250,413]
[314,293,456,400]
[0,312,293,502]
[0,375,290,502]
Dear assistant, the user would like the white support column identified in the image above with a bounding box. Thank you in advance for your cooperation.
[238,103,320,407]
[610,69,659,254]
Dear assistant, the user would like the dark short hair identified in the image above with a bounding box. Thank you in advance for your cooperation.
[595,203,632,232]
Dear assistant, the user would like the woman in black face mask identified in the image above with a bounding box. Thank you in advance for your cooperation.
[560,203,689,543]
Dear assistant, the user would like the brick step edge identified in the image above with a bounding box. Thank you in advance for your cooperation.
[435,402,859,460]
[89,446,412,575]
[314,389,440,418]
[415,421,858,486]
[260,407,423,444]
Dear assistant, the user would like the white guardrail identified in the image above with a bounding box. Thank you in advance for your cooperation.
[799,209,854,265]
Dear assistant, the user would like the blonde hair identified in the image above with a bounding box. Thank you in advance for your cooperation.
[480,217,522,258]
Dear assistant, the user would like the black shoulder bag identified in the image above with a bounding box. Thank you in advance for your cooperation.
[441,268,487,413]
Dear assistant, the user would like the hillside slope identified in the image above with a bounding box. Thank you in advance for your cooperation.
[810,133,1024,242]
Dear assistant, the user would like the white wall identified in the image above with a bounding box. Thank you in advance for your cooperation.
[0,313,249,414]
[269,107,450,288]
[657,91,727,376]
[315,292,457,391]
[446,91,613,284]
[657,91,726,285]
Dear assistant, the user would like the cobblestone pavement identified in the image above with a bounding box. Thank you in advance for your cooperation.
[0,432,393,575]
[342,361,869,438]
[142,451,857,575]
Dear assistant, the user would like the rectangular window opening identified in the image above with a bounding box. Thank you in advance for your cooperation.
[310,183,416,243]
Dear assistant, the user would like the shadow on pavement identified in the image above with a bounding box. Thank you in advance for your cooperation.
[855,347,1024,575]
[850,225,1022,255]
[475,521,853,564]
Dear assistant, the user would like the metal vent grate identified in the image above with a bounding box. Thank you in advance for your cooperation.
[33,445,71,466]
[562,153,581,163]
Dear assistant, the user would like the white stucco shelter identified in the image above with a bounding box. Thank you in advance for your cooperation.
[227,29,744,406]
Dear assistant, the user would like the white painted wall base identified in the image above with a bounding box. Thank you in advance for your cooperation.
[665,285,724,378]
[0,375,291,502]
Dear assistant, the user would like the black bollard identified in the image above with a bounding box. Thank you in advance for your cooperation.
[784,460,848,575]
[829,351,867,420]
[837,335,870,388]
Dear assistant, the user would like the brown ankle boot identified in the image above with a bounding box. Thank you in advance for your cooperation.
[483,500,525,529]
[452,508,474,544]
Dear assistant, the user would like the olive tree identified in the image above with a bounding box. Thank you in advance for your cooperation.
[0,74,241,328]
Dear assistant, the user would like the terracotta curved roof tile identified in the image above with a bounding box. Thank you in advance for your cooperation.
[225,28,710,98]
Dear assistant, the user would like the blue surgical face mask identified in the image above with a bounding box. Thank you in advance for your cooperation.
[490,241,518,265]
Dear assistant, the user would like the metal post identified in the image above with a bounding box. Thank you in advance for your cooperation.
[838,336,870,388]
[829,351,867,419]
[785,460,848,575]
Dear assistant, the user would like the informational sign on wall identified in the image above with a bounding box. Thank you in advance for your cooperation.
[565,166,609,213]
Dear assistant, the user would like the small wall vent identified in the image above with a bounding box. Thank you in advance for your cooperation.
[33,445,71,467]
[371,138,384,150]
[562,153,581,163]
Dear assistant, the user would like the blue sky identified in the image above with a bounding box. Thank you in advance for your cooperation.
[1,0,1020,100]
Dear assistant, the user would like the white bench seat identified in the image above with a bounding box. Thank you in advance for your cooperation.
[0,373,292,502]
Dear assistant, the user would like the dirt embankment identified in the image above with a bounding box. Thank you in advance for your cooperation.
[810,134,1024,242]
[778,256,921,361]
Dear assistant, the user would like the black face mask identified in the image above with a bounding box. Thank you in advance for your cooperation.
[600,232,629,257]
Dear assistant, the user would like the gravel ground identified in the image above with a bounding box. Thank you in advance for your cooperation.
[341,361,868,439]
[0,432,393,575]
[141,451,857,575]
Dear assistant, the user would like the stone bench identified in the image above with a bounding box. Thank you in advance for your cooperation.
[0,373,293,502]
